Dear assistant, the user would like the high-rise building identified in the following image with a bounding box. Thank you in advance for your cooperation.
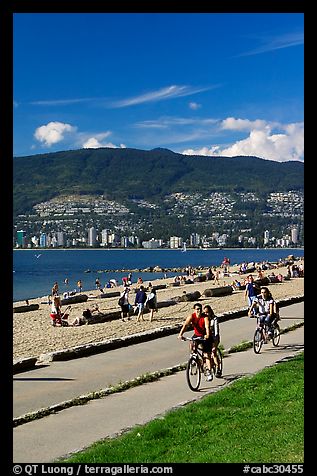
[291,226,299,244]
[170,236,183,248]
[16,230,26,248]
[101,229,110,247]
[88,227,97,247]
[190,233,200,247]
[263,230,270,245]
[57,231,65,247]
[40,233,47,248]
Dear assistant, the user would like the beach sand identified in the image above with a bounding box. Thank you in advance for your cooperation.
[13,262,304,361]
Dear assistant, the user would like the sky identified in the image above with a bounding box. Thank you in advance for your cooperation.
[13,12,304,162]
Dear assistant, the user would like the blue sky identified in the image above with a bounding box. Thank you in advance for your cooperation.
[13,13,304,161]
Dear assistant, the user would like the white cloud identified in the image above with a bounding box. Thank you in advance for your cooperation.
[189,102,201,110]
[110,84,215,108]
[83,137,126,149]
[81,131,126,149]
[34,121,76,146]
[182,120,304,162]
[237,32,304,57]
[221,117,269,131]
[30,97,99,106]
[82,137,104,148]
[135,116,217,128]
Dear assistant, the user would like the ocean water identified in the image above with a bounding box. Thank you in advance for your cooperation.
[13,248,303,302]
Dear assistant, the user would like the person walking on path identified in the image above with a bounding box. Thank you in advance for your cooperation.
[134,285,147,322]
[245,275,258,316]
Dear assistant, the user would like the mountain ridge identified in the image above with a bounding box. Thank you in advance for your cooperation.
[13,147,304,217]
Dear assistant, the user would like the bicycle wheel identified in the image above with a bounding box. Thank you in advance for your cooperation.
[253,328,264,354]
[186,356,202,391]
[272,324,281,346]
[213,348,223,377]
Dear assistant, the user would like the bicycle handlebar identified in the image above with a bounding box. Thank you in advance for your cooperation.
[181,336,205,342]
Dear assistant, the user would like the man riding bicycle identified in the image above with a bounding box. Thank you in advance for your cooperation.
[178,302,213,381]
[248,286,279,338]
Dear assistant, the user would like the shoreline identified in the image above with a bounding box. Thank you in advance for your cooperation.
[13,247,304,252]
[13,260,304,361]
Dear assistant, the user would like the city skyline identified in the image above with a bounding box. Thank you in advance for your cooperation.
[13,13,304,162]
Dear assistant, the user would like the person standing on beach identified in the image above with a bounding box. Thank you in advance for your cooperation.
[145,287,158,322]
[118,287,131,321]
[213,269,220,285]
[52,282,59,296]
[50,295,62,326]
[134,285,147,322]
[77,280,83,293]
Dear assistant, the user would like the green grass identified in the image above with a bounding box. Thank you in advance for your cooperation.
[62,352,304,463]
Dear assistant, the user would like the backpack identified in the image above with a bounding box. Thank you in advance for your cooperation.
[118,296,125,306]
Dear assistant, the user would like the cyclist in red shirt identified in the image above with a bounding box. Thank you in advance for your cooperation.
[178,302,213,381]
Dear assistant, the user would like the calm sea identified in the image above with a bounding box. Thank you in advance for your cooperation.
[13,248,303,302]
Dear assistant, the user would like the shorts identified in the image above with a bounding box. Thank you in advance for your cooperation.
[121,304,130,317]
[211,335,220,348]
[147,300,156,310]
[136,303,145,312]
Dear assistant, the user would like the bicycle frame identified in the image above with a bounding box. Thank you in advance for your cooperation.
[181,335,224,391]
[182,336,206,361]
[253,315,281,354]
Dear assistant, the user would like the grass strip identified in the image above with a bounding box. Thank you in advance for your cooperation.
[63,352,304,463]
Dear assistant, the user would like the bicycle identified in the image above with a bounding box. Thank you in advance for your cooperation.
[253,314,281,354]
[181,336,223,391]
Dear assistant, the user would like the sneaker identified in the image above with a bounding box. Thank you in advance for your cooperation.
[206,373,213,382]
[216,370,222,378]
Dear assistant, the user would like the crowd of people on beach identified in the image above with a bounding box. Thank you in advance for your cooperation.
[44,255,303,330]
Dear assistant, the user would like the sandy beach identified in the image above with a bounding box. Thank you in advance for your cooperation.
[13,261,304,361]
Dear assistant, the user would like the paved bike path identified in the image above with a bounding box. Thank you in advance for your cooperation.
[13,302,303,419]
[13,326,304,463]
[13,302,304,463]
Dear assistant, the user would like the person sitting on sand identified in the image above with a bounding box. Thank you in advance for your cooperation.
[70,305,100,326]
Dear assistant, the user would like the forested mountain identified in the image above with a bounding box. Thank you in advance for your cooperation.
[13,147,304,217]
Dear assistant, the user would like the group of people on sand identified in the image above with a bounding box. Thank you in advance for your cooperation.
[49,279,100,327]
[118,284,158,322]
[49,293,100,327]
[48,255,301,335]
[48,276,159,327]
